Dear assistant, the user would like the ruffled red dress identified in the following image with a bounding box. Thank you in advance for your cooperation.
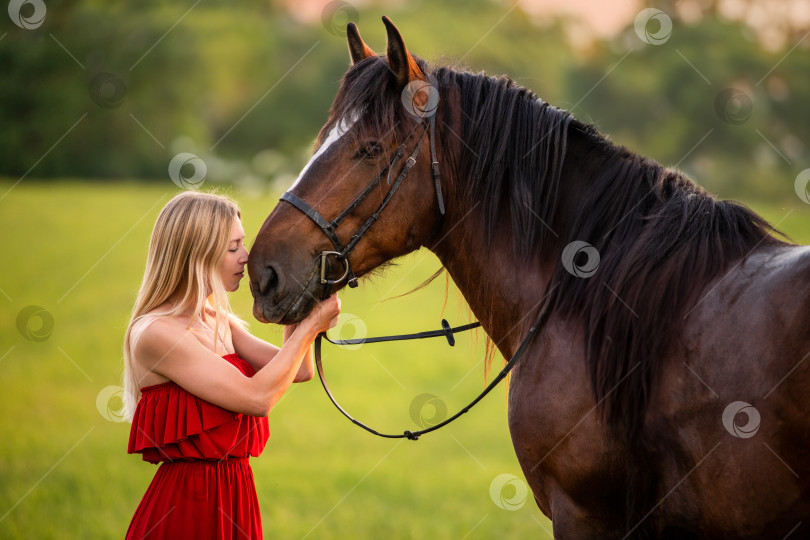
[126,353,269,540]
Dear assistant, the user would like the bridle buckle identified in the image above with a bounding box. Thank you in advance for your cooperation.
[319,251,350,286]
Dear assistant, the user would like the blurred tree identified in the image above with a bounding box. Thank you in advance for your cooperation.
[569,15,808,200]
[0,0,806,202]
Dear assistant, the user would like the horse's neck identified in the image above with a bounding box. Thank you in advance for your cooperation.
[427,123,600,356]
[429,210,553,357]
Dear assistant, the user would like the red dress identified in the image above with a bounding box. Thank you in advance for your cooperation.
[126,354,269,540]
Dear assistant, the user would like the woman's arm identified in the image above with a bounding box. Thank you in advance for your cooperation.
[230,320,313,382]
[284,323,314,382]
[134,296,339,416]
[230,317,279,372]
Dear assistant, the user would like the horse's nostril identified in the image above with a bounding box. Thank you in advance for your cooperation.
[258,266,278,296]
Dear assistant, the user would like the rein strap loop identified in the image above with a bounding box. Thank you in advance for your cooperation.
[315,311,544,441]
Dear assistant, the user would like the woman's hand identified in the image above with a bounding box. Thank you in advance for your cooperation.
[301,294,341,336]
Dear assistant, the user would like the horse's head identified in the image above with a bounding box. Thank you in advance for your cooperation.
[248,17,447,324]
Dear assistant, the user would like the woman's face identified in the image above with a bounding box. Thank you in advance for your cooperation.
[221,217,249,292]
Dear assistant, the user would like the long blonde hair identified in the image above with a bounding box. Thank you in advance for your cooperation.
[122,191,241,421]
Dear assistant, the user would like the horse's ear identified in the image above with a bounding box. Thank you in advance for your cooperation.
[382,15,423,87]
[347,22,376,65]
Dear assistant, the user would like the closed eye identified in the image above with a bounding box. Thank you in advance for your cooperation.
[355,142,383,160]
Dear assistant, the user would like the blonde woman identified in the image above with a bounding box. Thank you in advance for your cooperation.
[124,191,339,539]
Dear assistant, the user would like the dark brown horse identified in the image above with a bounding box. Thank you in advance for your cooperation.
[248,17,810,538]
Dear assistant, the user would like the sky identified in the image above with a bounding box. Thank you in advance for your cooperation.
[281,0,810,51]
[284,0,641,37]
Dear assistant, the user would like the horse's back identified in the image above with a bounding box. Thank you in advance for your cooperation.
[682,243,810,394]
[653,243,810,537]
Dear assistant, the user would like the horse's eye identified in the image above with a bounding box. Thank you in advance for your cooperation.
[356,142,382,160]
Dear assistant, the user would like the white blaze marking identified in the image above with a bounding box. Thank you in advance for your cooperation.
[290,114,358,191]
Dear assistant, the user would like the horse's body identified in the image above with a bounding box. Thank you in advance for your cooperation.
[503,244,810,538]
[248,18,810,538]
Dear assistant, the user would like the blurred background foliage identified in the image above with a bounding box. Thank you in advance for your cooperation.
[1,0,808,202]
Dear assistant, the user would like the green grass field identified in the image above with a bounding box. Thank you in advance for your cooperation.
[1,179,808,539]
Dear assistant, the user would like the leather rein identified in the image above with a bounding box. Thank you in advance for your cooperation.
[279,114,544,440]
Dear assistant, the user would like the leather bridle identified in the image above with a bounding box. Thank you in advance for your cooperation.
[279,115,445,302]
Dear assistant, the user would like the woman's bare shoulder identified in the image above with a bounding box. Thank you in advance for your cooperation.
[129,313,193,387]
[132,313,190,362]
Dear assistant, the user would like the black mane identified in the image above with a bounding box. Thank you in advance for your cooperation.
[325,55,783,441]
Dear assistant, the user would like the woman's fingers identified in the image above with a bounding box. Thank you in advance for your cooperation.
[322,294,340,318]
[322,301,339,328]
[303,293,341,334]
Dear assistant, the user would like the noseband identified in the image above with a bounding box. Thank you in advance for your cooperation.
[279,115,445,300]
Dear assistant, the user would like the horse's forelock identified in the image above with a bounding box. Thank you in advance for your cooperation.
[323,55,430,148]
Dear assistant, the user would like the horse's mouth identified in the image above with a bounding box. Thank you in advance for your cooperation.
[248,249,346,325]
[250,281,320,325]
